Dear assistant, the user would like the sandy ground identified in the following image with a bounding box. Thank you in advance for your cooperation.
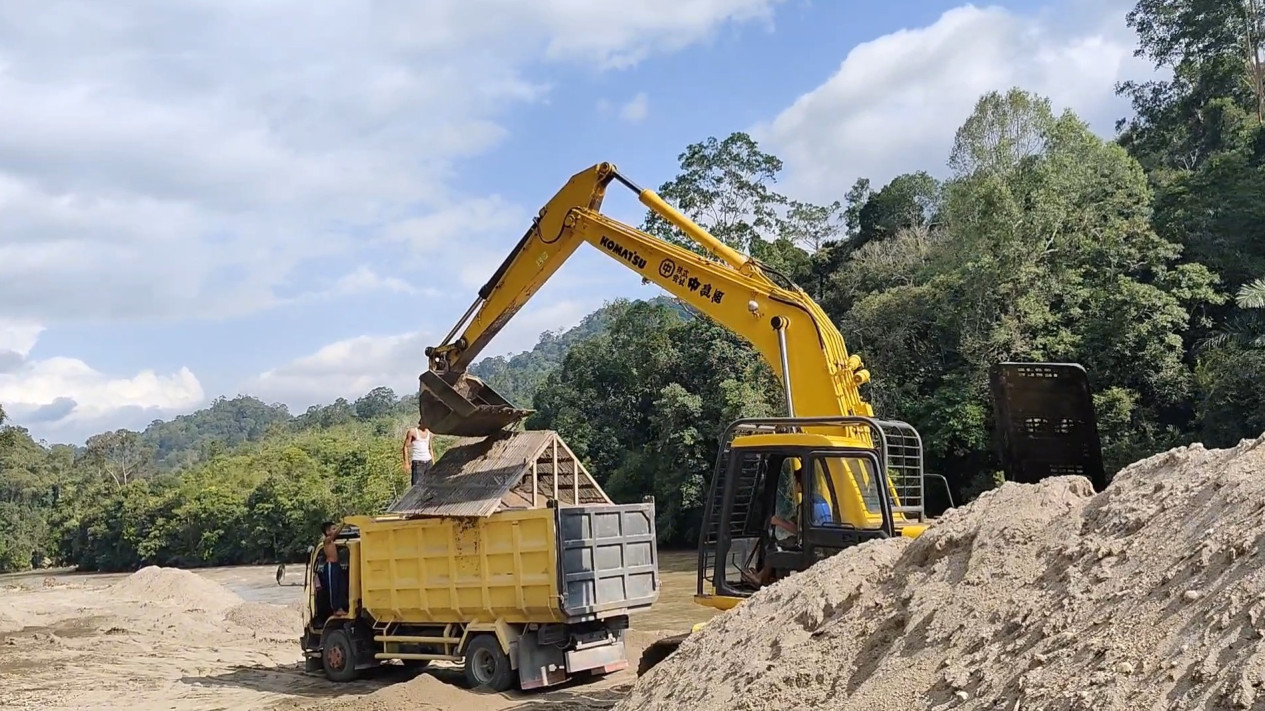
[0,550,715,711]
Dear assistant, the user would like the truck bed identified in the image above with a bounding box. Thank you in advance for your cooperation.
[348,501,658,626]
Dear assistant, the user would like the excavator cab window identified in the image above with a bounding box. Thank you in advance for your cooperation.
[809,458,843,524]
[800,449,892,560]
[703,447,790,596]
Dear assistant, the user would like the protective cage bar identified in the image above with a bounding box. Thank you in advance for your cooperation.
[989,362,1106,492]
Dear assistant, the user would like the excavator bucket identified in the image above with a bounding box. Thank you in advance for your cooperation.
[418,369,533,437]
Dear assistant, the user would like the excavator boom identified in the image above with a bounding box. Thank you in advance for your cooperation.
[420,162,875,437]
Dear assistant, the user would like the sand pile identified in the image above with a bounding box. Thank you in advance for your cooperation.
[109,566,243,612]
[0,608,23,634]
[225,601,302,637]
[620,434,1265,711]
[278,673,502,711]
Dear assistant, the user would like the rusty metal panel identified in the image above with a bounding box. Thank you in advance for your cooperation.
[388,429,554,517]
[387,428,613,517]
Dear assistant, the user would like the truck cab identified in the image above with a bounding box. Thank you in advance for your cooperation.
[300,525,366,679]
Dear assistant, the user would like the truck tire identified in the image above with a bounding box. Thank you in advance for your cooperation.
[463,634,515,693]
[321,627,360,683]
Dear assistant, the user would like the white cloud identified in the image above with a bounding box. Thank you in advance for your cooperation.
[0,326,204,438]
[330,267,423,297]
[280,266,438,305]
[597,92,651,123]
[385,196,528,256]
[251,330,433,409]
[755,1,1156,202]
[250,298,598,409]
[527,0,783,69]
[620,92,650,123]
[0,0,783,325]
[0,319,43,357]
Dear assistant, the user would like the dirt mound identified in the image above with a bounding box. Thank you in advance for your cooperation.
[109,566,243,612]
[224,601,302,637]
[621,435,1265,711]
[0,608,24,634]
[280,673,505,711]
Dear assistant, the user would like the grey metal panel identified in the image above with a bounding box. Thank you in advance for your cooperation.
[555,503,660,618]
[564,636,628,673]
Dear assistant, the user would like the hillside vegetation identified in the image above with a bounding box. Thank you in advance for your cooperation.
[2,1,1264,573]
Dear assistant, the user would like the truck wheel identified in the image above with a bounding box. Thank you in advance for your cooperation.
[322,628,360,683]
[463,634,514,692]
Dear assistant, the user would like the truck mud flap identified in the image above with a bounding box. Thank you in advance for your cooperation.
[516,630,568,691]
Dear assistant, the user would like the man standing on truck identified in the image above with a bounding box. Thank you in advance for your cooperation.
[402,418,434,487]
[320,521,348,616]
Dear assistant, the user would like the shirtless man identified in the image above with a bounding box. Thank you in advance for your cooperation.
[402,418,435,487]
[320,521,347,616]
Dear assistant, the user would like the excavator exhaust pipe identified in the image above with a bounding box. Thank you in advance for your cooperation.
[418,369,533,437]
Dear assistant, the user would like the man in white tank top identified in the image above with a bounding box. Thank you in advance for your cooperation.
[403,418,434,486]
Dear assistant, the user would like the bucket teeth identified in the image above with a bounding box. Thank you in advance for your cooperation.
[418,370,533,437]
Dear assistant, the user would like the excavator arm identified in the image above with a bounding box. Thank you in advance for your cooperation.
[419,162,876,437]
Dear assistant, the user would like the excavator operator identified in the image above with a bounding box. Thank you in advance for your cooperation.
[743,460,831,587]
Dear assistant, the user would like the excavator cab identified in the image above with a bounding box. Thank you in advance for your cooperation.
[692,362,1105,610]
[694,415,926,609]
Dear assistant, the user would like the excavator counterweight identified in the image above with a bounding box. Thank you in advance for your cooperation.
[418,369,530,437]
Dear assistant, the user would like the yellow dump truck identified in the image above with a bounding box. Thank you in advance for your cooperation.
[299,429,660,692]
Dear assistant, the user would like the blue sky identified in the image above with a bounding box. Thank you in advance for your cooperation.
[0,0,1155,444]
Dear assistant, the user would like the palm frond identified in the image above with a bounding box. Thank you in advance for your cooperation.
[1197,311,1265,352]
[1236,278,1265,310]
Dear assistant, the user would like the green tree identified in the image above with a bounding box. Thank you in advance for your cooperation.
[839,88,1219,493]
[1115,0,1265,300]
[1118,0,1264,169]
[1203,277,1265,349]
[82,429,155,487]
[855,172,942,244]
[354,386,397,421]
[641,132,788,257]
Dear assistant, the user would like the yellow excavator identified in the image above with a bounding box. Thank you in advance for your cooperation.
[418,162,1106,674]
